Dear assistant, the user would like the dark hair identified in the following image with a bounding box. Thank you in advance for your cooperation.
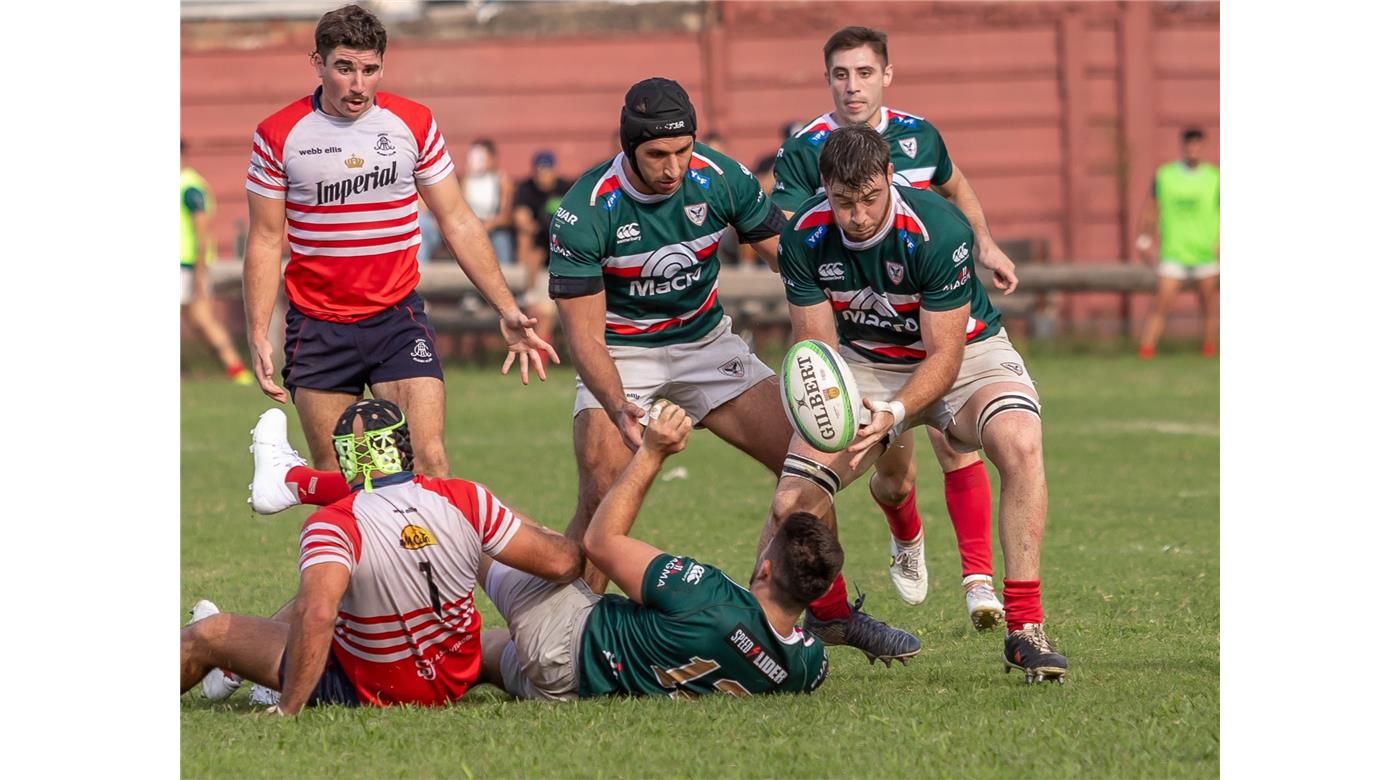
[818,125,890,194]
[754,152,777,177]
[1182,127,1205,143]
[766,512,844,611]
[333,398,413,473]
[823,26,889,70]
[314,4,387,61]
[471,138,497,155]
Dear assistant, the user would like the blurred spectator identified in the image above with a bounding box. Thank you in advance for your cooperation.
[513,149,572,344]
[701,132,727,153]
[461,138,515,265]
[1135,127,1220,358]
[417,196,443,263]
[180,139,252,384]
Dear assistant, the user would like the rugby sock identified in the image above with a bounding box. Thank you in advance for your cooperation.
[945,461,995,578]
[1002,579,1044,633]
[287,466,351,506]
[224,362,248,379]
[809,573,852,621]
[872,485,923,545]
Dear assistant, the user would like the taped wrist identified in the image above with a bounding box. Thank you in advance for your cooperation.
[867,400,906,430]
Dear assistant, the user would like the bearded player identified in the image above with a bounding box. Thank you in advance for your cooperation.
[769,26,1020,630]
[181,399,584,712]
[547,77,918,664]
[769,126,1067,682]
[476,401,836,700]
[243,4,555,517]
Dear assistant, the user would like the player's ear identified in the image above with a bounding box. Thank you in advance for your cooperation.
[882,63,893,87]
[755,558,773,584]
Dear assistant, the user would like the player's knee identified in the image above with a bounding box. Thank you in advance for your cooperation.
[416,441,450,477]
[184,613,231,655]
[871,468,916,505]
[985,423,1043,473]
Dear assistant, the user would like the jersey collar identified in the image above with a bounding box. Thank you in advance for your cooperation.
[611,153,677,205]
[349,470,416,493]
[838,185,901,251]
[873,106,890,134]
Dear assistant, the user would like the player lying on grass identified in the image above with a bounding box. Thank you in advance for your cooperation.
[180,399,584,713]
[475,401,837,700]
[766,126,1068,682]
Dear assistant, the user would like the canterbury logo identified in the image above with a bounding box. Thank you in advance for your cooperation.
[616,223,641,242]
[817,263,844,280]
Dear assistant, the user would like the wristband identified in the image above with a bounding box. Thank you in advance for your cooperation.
[867,400,906,430]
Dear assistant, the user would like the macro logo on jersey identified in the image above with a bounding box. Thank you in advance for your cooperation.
[830,288,922,333]
[727,624,790,685]
[399,524,437,550]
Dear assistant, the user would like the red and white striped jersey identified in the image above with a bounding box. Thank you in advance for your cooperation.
[246,89,454,322]
[298,474,520,707]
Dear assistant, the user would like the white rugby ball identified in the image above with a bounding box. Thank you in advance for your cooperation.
[781,340,864,453]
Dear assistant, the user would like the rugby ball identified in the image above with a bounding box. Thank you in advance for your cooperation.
[780,340,864,453]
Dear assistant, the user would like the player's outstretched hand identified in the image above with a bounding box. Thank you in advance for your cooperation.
[846,398,895,469]
[613,402,647,452]
[642,401,691,457]
[976,241,1019,295]
[249,335,288,403]
[499,311,561,385]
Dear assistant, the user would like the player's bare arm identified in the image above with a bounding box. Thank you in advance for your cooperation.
[788,300,840,348]
[556,291,647,450]
[190,208,214,302]
[933,164,1018,294]
[276,561,351,715]
[848,303,968,462]
[490,516,587,584]
[418,176,559,384]
[1135,192,1159,262]
[582,402,692,601]
[244,192,290,403]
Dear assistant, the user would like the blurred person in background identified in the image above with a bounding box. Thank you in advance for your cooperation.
[416,195,442,263]
[702,133,741,264]
[513,149,572,343]
[462,138,514,266]
[181,139,253,385]
[769,26,1019,632]
[243,3,555,499]
[736,154,778,267]
[1135,127,1220,359]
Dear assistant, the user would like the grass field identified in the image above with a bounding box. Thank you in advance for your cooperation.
[180,350,1218,778]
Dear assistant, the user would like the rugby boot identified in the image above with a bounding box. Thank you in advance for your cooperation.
[803,590,920,666]
[249,408,306,514]
[187,600,244,700]
[249,684,282,707]
[888,534,929,606]
[1003,623,1068,684]
[963,574,1005,632]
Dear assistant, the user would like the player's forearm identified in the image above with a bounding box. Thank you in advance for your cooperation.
[242,239,282,339]
[586,448,664,551]
[944,179,997,248]
[894,341,965,419]
[441,217,522,317]
[277,604,336,715]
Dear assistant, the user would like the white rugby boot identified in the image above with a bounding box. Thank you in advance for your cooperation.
[187,600,244,700]
[248,408,306,515]
[963,574,1005,632]
[249,684,282,707]
[888,534,929,605]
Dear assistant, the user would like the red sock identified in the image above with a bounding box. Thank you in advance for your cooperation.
[945,461,994,578]
[808,572,852,620]
[872,485,923,544]
[1002,579,1044,633]
[224,362,247,378]
[287,466,351,506]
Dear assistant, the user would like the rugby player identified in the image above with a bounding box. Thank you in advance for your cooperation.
[476,402,836,700]
[769,26,1019,628]
[546,77,918,664]
[769,126,1067,682]
[243,4,556,515]
[180,399,584,713]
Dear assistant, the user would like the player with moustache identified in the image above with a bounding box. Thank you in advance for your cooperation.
[546,77,919,665]
[243,4,556,518]
[769,26,1023,628]
[768,126,1067,682]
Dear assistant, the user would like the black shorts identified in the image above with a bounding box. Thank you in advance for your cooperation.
[277,648,360,708]
[282,291,444,397]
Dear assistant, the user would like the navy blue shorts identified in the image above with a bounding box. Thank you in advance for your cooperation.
[282,291,443,397]
[277,648,360,708]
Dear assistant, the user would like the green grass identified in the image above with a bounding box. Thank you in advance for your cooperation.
[181,352,1218,778]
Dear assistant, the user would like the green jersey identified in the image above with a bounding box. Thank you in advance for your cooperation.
[771,107,954,213]
[778,185,1001,365]
[1154,161,1220,266]
[180,167,215,268]
[548,143,779,347]
[577,553,829,699]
